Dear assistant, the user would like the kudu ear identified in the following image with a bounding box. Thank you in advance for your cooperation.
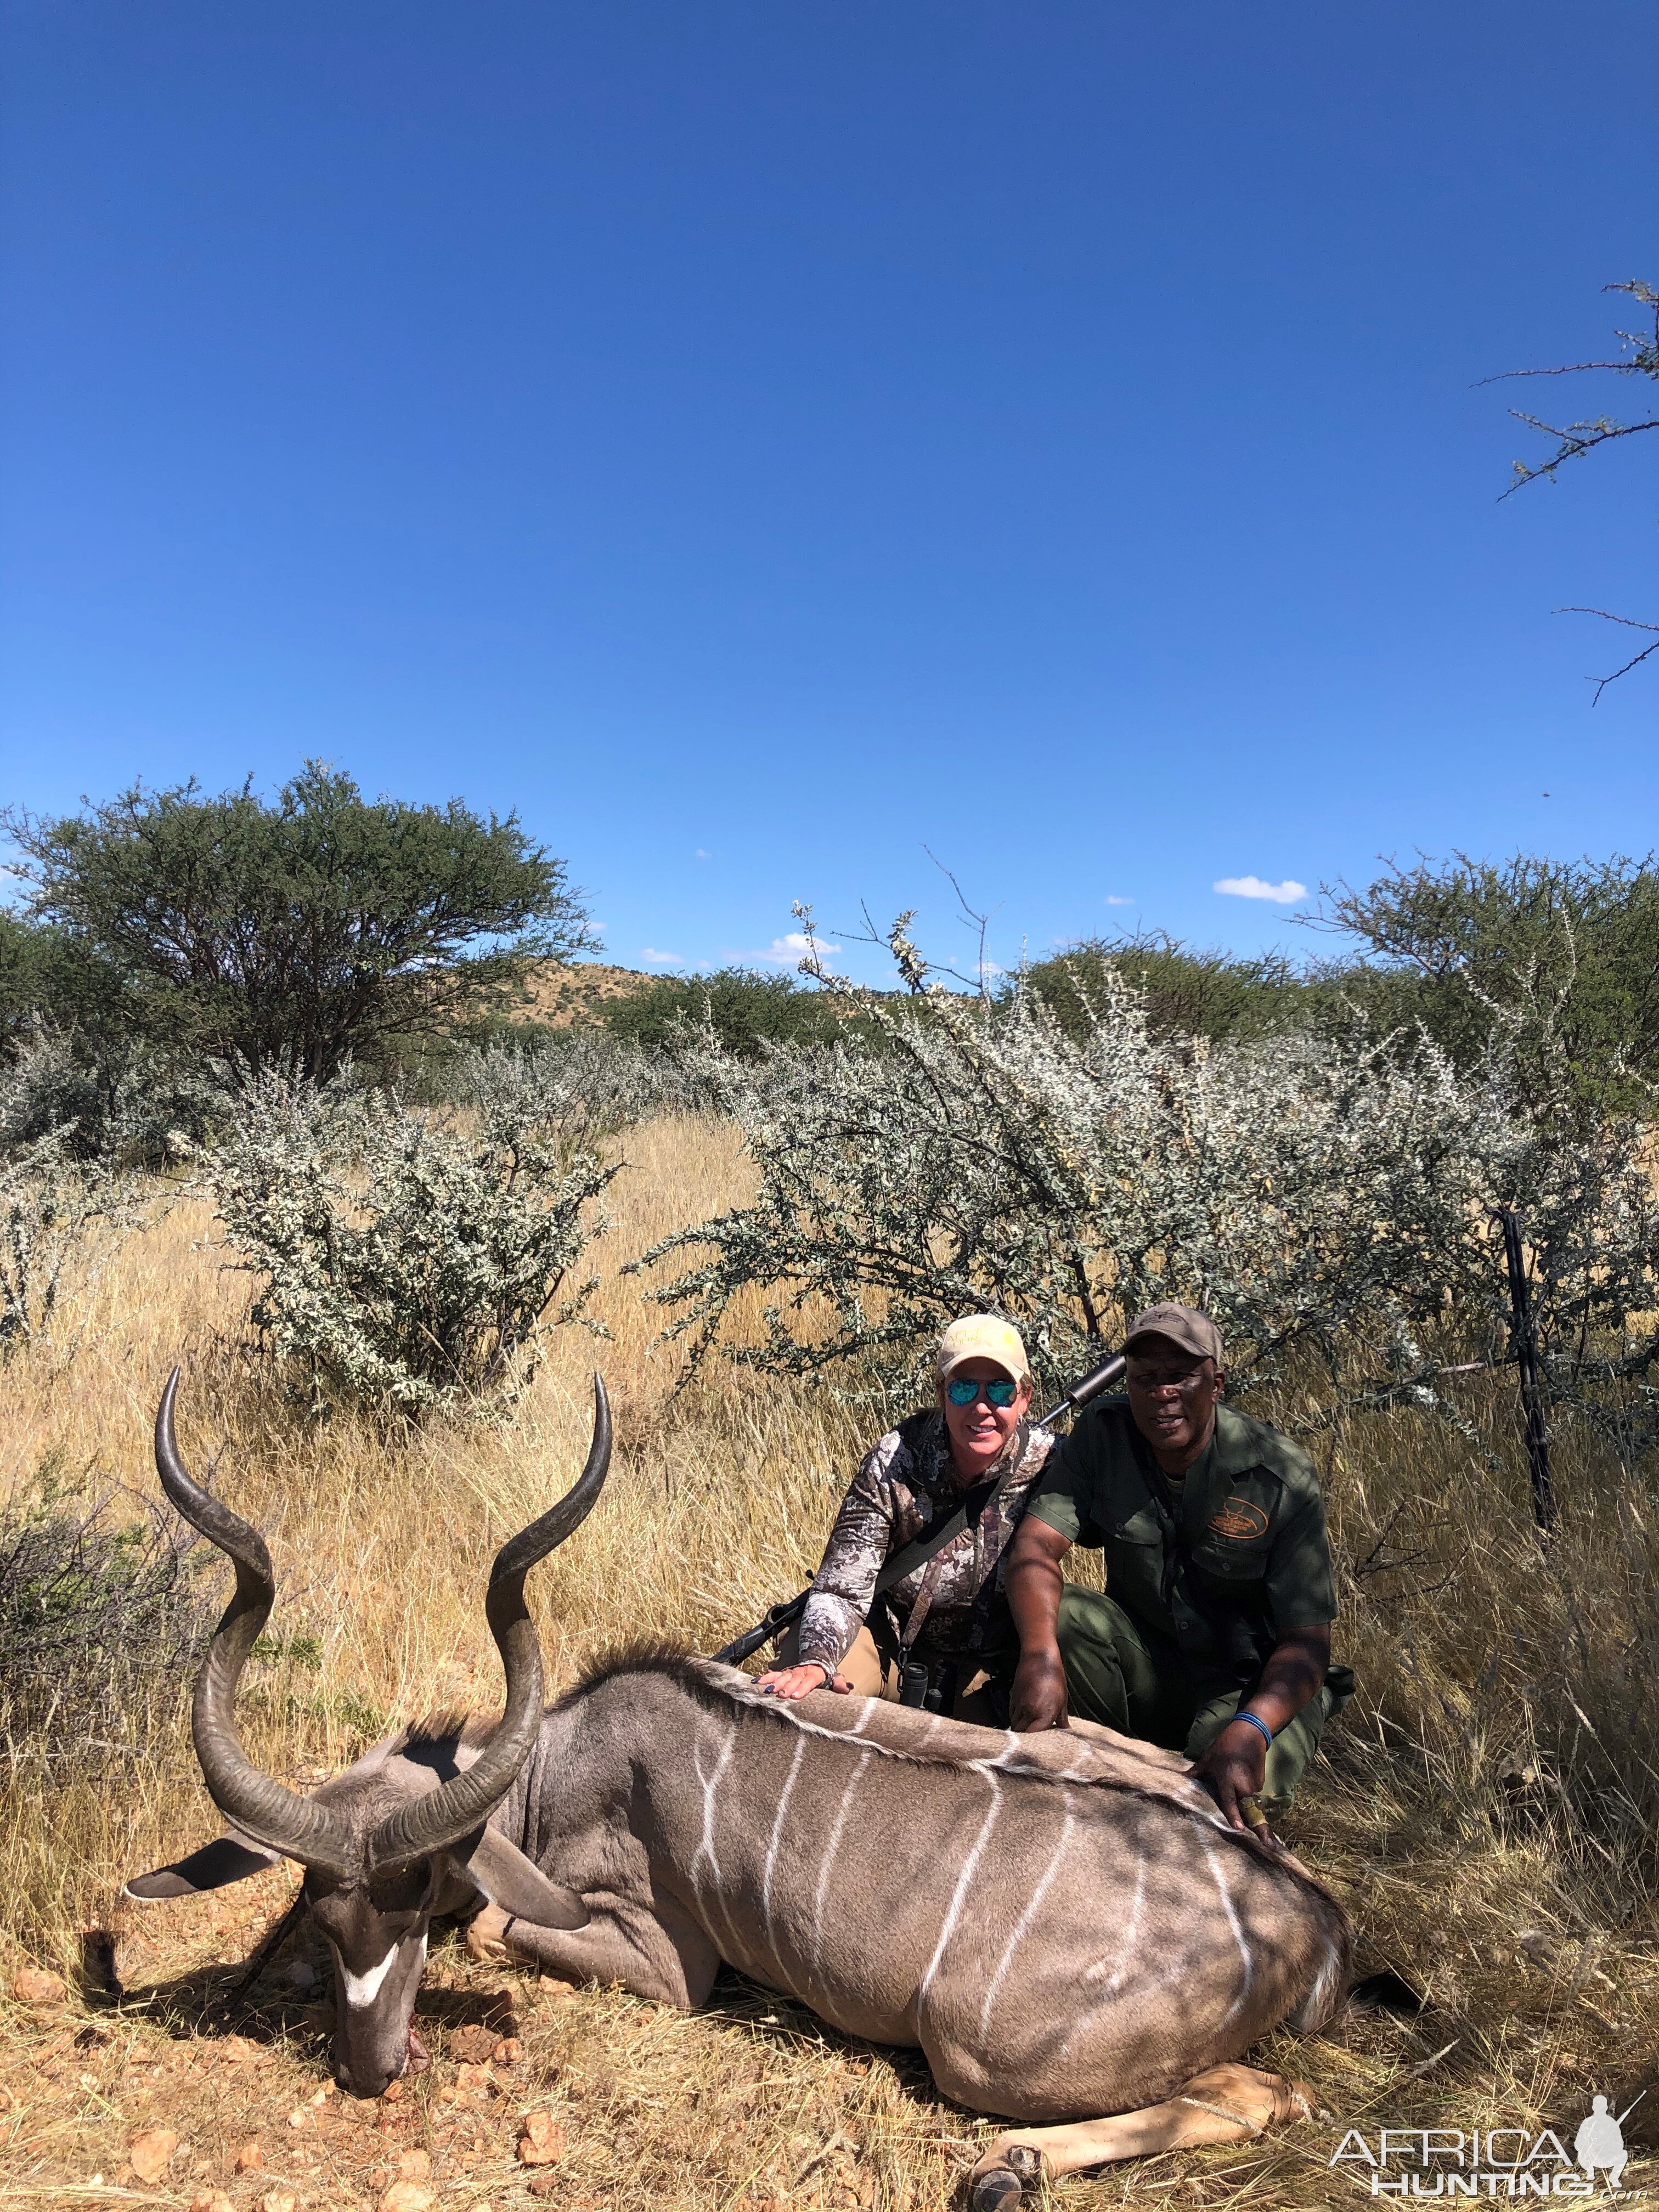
[447,1827,590,1932]
[125,1833,283,1900]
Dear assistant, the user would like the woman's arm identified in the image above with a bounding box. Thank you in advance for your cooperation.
[754,1438,901,1701]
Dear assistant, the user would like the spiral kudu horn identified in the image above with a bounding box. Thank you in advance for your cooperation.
[366,1374,613,1870]
[155,1369,356,1877]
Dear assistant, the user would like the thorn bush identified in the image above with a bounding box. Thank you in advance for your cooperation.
[206,1067,620,1420]
[641,917,1659,1448]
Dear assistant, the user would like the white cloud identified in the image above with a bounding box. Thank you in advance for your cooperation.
[1103,893,1135,907]
[1214,875,1307,905]
[640,948,684,966]
[695,848,711,860]
[763,930,839,964]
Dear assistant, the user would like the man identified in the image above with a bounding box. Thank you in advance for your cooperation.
[1004,1303,1351,1829]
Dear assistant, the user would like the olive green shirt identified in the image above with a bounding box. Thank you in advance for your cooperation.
[1025,1397,1336,1669]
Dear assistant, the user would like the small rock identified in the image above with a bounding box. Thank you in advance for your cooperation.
[128,2129,179,2183]
[258,2193,298,2212]
[397,2149,432,2180]
[11,1967,64,2006]
[381,2076,403,2102]
[234,2140,265,2172]
[379,2185,435,2212]
[285,2108,309,2129]
[527,2177,557,2201]
[517,2109,566,2166]
[190,2193,235,2212]
[448,2024,498,2065]
[492,2036,521,2065]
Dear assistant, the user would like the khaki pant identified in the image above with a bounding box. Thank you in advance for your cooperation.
[776,1623,1008,1727]
[1054,1583,1347,1819]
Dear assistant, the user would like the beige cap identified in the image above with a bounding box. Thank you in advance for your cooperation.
[1123,1302,1224,1365]
[934,1313,1030,1385]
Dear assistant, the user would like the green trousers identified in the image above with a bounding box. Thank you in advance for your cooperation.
[1055,1583,1343,1818]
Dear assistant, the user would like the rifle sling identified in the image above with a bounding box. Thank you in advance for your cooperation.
[871,1475,998,1597]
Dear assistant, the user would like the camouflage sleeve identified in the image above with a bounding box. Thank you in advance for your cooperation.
[795,1433,905,1672]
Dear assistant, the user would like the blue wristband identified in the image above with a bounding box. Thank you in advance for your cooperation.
[1232,1708,1274,1750]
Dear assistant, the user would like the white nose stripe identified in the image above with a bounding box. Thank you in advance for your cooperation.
[342,1948,398,2008]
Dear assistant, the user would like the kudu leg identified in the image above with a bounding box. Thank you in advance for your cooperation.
[466,1898,721,2010]
[968,2063,1312,2209]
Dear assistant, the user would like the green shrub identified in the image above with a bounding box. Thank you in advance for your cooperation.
[599,966,863,1059]
[1019,931,1314,1045]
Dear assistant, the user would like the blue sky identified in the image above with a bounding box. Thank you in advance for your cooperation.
[2,2,1654,985]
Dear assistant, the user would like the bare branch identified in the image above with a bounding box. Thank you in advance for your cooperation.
[1555,608,1659,705]
[923,848,1003,1003]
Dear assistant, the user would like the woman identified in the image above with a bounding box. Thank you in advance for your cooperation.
[757,1314,1054,1723]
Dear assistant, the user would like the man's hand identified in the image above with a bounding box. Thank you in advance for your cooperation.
[1005,1513,1073,1730]
[753,1661,853,1701]
[1189,1626,1330,1832]
[1189,1717,1269,1831]
[1009,1644,1070,1731]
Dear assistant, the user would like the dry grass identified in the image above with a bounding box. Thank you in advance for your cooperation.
[4,1113,1659,2209]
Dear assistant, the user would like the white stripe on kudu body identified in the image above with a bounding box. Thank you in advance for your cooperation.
[1198,1824,1254,2023]
[918,1769,1002,2003]
[980,1795,1075,2041]
[810,1746,874,1974]
[761,1729,808,1947]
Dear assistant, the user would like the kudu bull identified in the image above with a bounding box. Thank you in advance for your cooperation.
[129,1370,1350,2207]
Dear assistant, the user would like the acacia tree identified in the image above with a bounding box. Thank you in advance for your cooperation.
[3,764,596,1080]
[1315,850,1659,1125]
[1494,278,1658,698]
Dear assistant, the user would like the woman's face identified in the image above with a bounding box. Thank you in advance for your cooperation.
[940,1357,1030,1477]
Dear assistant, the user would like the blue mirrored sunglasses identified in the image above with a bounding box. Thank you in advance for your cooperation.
[945,1375,1019,1409]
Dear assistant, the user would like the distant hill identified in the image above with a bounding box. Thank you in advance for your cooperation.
[514,960,656,1028]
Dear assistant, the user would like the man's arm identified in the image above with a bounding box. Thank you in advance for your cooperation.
[1189,1623,1330,1831]
[1005,1514,1074,1730]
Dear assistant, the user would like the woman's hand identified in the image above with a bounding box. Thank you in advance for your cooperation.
[753,1661,854,1701]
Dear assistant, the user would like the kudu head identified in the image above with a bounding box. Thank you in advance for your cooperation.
[126,1368,611,2096]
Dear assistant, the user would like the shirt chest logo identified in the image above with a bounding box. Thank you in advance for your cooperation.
[1207,1497,1269,1541]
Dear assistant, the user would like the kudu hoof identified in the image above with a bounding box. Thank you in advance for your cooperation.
[970,2143,1043,2210]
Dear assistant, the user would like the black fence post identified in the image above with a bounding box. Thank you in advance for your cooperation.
[1496,1207,1555,1534]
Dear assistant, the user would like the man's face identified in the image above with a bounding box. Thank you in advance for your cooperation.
[1124,1335,1223,1462]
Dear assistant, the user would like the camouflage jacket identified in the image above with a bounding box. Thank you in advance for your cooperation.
[795,1410,1056,1673]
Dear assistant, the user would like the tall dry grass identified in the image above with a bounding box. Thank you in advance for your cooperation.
[4,1111,1659,2208]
